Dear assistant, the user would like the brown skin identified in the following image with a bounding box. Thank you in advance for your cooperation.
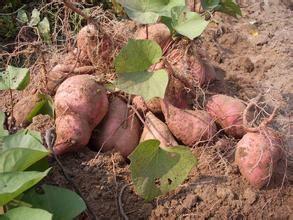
[140,112,178,147]
[53,75,109,155]
[91,96,142,157]
[161,100,217,146]
[132,96,162,114]
[134,23,171,48]
[47,25,98,94]
[235,128,283,188]
[206,94,252,138]
[14,93,40,127]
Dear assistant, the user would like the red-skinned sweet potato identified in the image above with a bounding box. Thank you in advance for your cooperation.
[161,100,217,146]
[206,94,251,138]
[54,75,108,127]
[235,128,283,188]
[54,75,108,155]
[91,96,142,157]
[54,114,92,155]
[140,112,178,147]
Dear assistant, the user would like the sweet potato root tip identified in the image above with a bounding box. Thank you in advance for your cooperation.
[235,129,284,188]
[90,96,142,157]
[206,94,251,138]
[161,100,217,146]
[140,112,178,147]
[54,114,92,155]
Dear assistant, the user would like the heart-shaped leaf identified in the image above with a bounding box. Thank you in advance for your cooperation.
[0,169,50,206]
[163,6,209,40]
[216,0,241,17]
[116,69,168,101]
[129,140,197,201]
[17,9,29,24]
[115,39,162,73]
[38,17,51,43]
[114,39,168,100]
[117,0,185,24]
[28,8,40,27]
[22,184,86,220]
[1,207,53,220]
[0,130,48,172]
[201,0,220,10]
[0,66,30,91]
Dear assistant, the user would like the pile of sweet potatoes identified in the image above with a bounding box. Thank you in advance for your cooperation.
[41,24,283,189]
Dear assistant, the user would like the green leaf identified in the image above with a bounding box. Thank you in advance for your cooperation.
[0,66,30,91]
[0,207,53,220]
[28,8,40,27]
[0,111,8,144]
[129,140,197,201]
[123,8,159,24]
[0,169,50,206]
[25,94,54,122]
[2,130,44,151]
[38,17,51,43]
[22,184,86,220]
[0,129,48,172]
[118,0,185,24]
[116,69,168,101]
[201,0,220,10]
[17,9,29,23]
[115,39,162,73]
[216,0,241,17]
[169,6,209,40]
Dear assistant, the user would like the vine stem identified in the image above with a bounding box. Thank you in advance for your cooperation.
[62,0,92,23]
[146,24,149,39]
[9,88,15,130]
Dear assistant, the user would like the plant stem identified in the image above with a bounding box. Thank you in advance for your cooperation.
[62,0,92,23]
[146,24,149,39]
[9,88,15,129]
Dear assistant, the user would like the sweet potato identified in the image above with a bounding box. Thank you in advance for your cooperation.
[134,23,170,48]
[54,114,92,155]
[235,129,283,188]
[76,24,99,64]
[54,75,108,127]
[132,96,162,114]
[47,63,95,94]
[206,94,252,138]
[14,93,40,127]
[54,75,108,155]
[161,100,216,146]
[140,112,178,147]
[90,96,141,157]
[172,55,217,87]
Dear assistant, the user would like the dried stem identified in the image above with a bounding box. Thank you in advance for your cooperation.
[62,0,92,23]
[118,184,132,220]
[45,128,97,220]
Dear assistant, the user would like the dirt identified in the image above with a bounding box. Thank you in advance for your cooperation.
[1,0,292,219]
